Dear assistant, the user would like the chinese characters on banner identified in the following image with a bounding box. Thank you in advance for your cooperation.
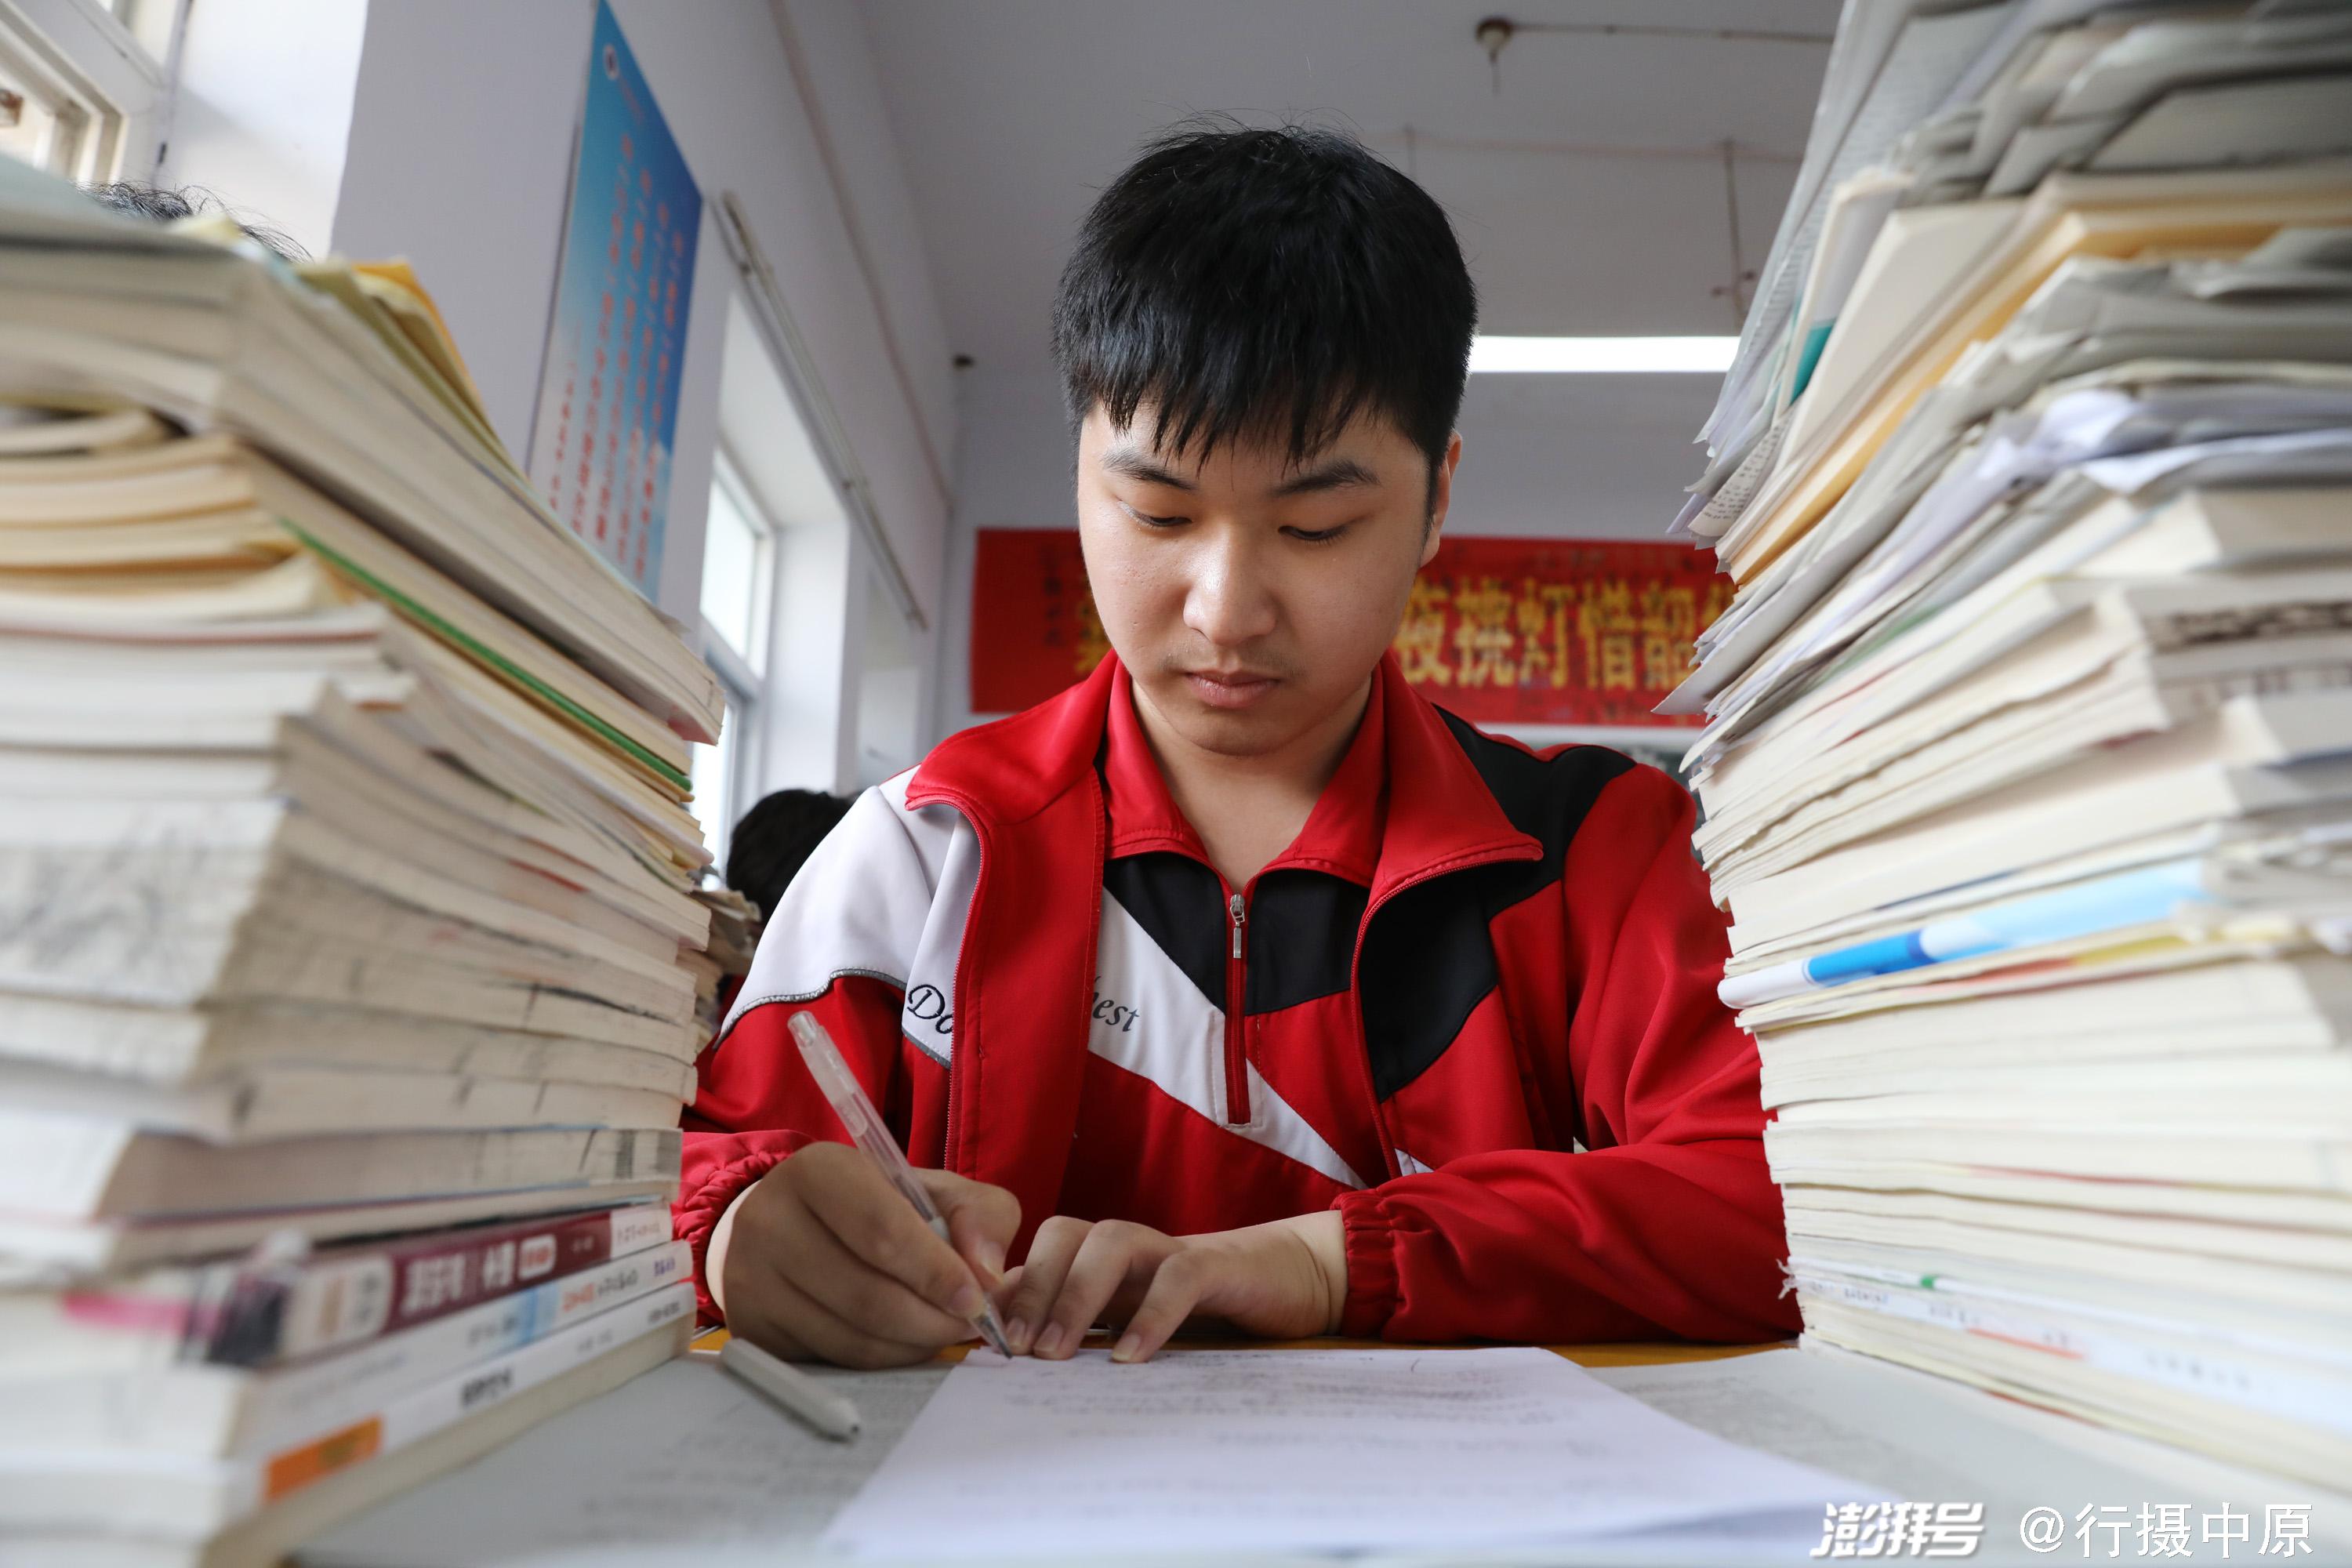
[526,0,700,601]
[967,530,1731,727]
[1389,535,1730,727]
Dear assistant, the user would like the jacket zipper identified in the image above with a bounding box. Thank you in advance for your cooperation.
[1224,890,1250,1125]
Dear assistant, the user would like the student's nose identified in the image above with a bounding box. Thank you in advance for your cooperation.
[1181,527,1279,650]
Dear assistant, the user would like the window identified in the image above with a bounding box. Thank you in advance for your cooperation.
[0,0,180,183]
[691,450,776,870]
[700,460,768,663]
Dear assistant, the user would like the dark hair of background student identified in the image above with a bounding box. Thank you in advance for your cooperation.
[1050,118,1476,503]
[83,180,309,263]
[725,789,855,923]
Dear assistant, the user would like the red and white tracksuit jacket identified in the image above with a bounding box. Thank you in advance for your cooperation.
[677,652,1797,1344]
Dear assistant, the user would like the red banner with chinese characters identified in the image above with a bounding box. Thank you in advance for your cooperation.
[967,530,1729,727]
[1393,536,1730,726]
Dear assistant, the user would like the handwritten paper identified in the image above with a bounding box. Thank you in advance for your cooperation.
[820,1348,1862,1559]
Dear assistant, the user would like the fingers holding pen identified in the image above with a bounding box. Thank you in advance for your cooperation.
[732,1259,942,1370]
[917,1166,1018,1287]
[795,1143,992,1327]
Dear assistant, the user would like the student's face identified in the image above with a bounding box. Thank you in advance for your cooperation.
[1075,404,1460,759]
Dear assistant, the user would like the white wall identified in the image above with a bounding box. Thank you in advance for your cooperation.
[932,368,1719,742]
[157,0,370,258]
[328,0,957,782]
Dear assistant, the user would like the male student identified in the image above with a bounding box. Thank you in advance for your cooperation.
[681,124,1798,1368]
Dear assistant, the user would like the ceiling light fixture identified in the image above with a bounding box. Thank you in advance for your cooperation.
[1468,336,1738,374]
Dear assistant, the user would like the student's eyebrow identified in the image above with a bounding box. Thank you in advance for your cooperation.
[1272,457,1378,497]
[1101,448,1196,490]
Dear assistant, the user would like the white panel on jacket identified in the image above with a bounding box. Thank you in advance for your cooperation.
[717,771,975,1067]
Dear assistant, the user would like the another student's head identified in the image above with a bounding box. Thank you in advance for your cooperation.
[1052,120,1475,758]
[83,181,307,262]
[725,789,854,922]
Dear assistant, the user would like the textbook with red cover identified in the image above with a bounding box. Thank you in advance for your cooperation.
[15,1203,676,1375]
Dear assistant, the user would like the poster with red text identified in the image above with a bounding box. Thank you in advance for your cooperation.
[526,0,700,602]
[968,530,1730,728]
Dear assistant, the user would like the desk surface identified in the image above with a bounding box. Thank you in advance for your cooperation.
[312,1338,2352,1568]
[690,1327,1785,1368]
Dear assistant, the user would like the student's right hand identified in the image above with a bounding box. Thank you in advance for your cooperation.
[710,1141,1019,1369]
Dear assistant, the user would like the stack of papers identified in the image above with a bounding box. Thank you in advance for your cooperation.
[0,157,714,1564]
[1666,0,2352,1494]
[822,1349,1862,1561]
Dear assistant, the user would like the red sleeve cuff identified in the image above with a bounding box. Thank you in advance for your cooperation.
[1332,1189,1402,1338]
[673,1143,800,1326]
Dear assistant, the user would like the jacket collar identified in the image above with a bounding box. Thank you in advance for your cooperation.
[907,648,1120,823]
[911,650,1537,898]
[1098,659,1390,884]
[1362,650,1543,903]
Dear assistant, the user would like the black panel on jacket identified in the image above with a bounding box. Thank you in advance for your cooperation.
[1358,720,1638,1101]
[1439,712,1636,903]
[1359,872,1501,1099]
[1103,852,1228,1009]
[1245,871,1369,1014]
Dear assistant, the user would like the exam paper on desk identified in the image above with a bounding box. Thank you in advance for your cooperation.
[818,1348,1861,1560]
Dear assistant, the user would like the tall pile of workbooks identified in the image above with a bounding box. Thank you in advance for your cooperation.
[0,157,721,1564]
[1668,2,2352,1493]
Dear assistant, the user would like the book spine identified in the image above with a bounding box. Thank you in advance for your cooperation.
[208,1200,672,1366]
[238,1239,689,1452]
[245,1280,695,1515]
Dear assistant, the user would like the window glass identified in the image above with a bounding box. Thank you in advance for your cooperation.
[699,473,764,667]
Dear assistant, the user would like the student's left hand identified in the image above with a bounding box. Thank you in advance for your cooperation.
[996,1211,1348,1363]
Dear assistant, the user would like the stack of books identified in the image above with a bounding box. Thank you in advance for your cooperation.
[1670,2,2352,1490]
[686,886,761,1041]
[0,158,722,1563]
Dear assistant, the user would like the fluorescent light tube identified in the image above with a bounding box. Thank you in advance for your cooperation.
[1468,336,1737,374]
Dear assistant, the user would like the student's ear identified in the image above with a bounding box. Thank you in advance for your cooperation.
[1420,431,1463,569]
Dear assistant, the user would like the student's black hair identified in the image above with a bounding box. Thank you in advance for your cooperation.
[83,181,309,263]
[724,788,855,922]
[1051,119,1476,491]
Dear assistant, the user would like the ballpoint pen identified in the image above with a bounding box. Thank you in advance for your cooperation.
[788,1009,1017,1359]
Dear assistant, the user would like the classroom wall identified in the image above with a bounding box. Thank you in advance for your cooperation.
[155,0,369,257]
[931,367,1719,743]
[325,0,958,779]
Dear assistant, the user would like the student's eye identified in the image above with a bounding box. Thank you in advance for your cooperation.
[1123,504,1187,529]
[1283,524,1351,545]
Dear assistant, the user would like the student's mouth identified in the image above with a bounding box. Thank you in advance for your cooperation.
[1183,669,1280,710]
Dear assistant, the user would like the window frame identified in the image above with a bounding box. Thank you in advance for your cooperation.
[0,0,178,183]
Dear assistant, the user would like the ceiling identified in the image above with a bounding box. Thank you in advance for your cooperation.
[856,1,1842,378]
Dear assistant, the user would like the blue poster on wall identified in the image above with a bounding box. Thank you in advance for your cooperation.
[528,0,701,601]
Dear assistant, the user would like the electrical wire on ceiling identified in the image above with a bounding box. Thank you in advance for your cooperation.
[1475,13,1835,88]
[1465,17,1808,328]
